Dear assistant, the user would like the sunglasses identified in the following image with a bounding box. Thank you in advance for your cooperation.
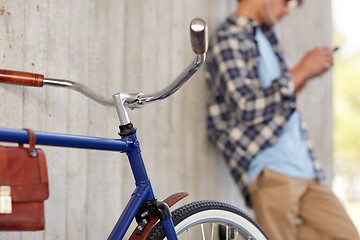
[286,0,302,8]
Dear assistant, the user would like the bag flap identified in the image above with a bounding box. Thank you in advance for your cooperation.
[11,184,49,202]
[0,146,49,202]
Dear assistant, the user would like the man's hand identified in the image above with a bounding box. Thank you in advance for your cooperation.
[290,46,333,93]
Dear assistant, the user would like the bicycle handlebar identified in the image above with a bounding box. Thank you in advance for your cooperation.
[0,18,208,118]
[0,70,115,106]
[43,78,115,106]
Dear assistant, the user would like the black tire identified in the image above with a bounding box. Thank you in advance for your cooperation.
[146,200,268,240]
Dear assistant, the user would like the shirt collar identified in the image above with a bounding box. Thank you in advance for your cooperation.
[227,14,273,36]
[227,13,259,35]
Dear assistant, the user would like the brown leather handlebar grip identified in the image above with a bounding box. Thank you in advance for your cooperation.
[190,18,208,55]
[0,69,44,87]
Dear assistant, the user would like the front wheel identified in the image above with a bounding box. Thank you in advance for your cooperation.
[146,200,268,240]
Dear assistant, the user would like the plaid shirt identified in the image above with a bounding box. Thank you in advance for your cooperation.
[205,14,325,206]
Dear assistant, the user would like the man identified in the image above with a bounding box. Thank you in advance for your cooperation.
[205,0,360,239]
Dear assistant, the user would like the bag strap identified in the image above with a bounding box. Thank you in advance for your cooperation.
[23,128,37,157]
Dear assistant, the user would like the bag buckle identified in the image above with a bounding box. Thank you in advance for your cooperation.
[0,186,12,214]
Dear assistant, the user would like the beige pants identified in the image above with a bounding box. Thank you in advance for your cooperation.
[248,169,360,240]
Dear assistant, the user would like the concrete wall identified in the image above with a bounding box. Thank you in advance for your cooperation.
[0,0,331,239]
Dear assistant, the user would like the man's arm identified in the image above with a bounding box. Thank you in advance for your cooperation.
[290,46,334,93]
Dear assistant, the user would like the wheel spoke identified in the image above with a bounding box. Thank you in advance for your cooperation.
[226,225,229,240]
[201,223,206,240]
[211,223,215,240]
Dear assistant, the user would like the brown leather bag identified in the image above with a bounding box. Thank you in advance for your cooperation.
[0,129,49,231]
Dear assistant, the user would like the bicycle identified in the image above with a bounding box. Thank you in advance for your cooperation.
[0,18,268,240]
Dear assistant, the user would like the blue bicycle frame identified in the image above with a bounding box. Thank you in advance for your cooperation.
[0,127,177,240]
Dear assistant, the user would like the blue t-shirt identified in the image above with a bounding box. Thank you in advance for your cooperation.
[248,28,316,185]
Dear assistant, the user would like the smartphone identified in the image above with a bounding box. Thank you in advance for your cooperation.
[333,46,340,52]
